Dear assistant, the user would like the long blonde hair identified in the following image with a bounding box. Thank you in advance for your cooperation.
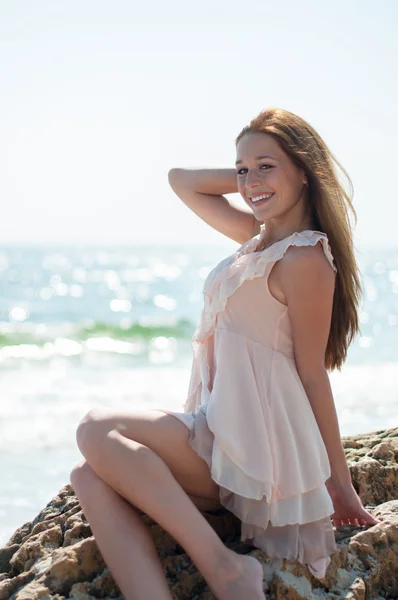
[235,107,362,371]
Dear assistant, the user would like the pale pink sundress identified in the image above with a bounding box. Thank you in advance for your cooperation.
[152,228,338,579]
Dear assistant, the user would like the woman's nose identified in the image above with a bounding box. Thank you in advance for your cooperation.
[246,169,262,187]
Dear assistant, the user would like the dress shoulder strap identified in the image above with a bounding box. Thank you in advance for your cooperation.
[257,230,337,274]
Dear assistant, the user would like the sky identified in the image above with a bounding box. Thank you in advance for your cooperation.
[1,0,397,249]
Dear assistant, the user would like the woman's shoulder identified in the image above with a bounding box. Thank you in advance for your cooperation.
[279,230,337,274]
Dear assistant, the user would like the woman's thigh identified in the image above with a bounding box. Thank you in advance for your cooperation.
[75,407,223,511]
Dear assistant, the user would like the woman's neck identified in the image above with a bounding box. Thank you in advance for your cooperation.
[258,221,317,248]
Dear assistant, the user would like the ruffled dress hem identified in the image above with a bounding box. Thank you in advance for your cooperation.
[188,406,336,579]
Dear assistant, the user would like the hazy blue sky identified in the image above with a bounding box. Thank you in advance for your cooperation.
[1,0,397,249]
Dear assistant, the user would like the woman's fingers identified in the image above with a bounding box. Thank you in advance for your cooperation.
[361,508,381,525]
[332,514,381,528]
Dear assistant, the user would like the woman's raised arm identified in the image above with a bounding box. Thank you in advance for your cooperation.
[168,167,260,244]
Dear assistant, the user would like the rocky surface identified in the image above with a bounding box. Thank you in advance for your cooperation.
[0,427,397,600]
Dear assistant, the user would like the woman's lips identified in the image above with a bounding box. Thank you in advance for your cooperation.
[250,193,274,206]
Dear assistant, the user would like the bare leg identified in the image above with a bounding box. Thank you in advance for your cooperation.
[71,461,174,600]
[75,427,265,599]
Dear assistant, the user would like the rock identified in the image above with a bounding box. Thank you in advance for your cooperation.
[1,427,397,599]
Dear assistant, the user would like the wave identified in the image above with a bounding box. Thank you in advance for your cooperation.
[0,318,197,360]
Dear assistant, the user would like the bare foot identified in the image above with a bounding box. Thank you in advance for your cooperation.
[208,550,266,600]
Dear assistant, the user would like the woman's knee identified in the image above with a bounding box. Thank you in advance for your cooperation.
[70,459,99,491]
[76,408,105,455]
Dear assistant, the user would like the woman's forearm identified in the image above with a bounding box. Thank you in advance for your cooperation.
[300,368,352,487]
[168,167,238,196]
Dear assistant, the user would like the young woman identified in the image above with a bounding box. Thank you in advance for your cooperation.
[70,108,382,600]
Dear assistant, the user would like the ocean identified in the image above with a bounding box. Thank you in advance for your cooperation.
[0,242,397,547]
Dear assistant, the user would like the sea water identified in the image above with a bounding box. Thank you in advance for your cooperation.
[0,242,397,547]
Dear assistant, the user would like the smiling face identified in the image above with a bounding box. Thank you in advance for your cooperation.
[235,131,309,224]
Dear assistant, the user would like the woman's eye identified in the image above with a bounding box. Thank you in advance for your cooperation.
[237,164,272,175]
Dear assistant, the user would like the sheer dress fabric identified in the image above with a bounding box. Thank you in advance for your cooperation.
[152,229,338,579]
